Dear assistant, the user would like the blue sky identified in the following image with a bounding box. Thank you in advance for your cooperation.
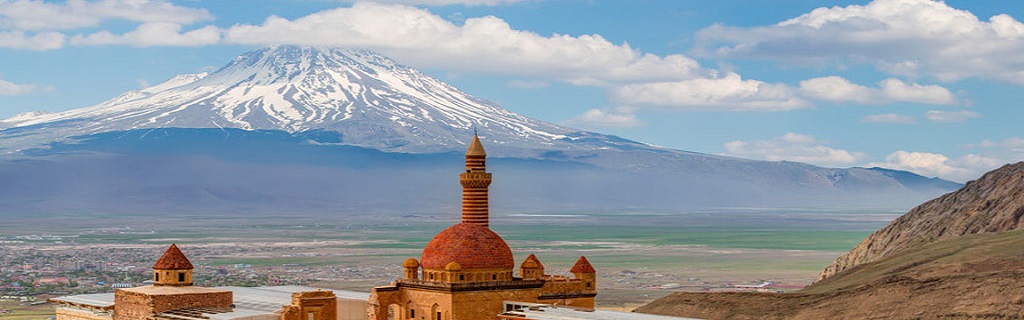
[0,0,1021,182]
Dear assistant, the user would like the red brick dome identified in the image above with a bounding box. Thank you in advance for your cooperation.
[421,223,514,270]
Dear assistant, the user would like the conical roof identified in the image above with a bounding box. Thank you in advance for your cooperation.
[465,135,486,157]
[570,256,595,273]
[153,244,194,270]
[521,254,544,269]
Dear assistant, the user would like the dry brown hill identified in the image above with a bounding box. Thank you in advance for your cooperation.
[819,161,1024,281]
[636,162,1024,320]
[636,229,1024,319]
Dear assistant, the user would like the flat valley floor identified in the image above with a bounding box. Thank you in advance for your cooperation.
[0,208,901,311]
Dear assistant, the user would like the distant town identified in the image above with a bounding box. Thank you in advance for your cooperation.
[1,232,806,300]
[0,236,407,298]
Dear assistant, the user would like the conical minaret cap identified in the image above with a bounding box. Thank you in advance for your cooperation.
[466,135,486,157]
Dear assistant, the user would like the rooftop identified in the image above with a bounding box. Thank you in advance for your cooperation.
[499,302,702,320]
[119,285,229,296]
[569,256,595,274]
[153,244,194,270]
[51,285,370,318]
[421,223,514,270]
[49,293,116,310]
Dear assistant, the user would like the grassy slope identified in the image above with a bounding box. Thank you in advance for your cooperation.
[0,301,54,320]
[635,229,1024,320]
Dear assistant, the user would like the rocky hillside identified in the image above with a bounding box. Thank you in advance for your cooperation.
[817,161,1024,281]
[635,161,1024,320]
[636,229,1024,319]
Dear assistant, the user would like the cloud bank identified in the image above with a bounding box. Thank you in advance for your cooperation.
[696,0,1024,84]
[723,133,866,167]
[0,78,49,96]
[564,109,642,128]
[799,76,955,105]
[223,3,707,86]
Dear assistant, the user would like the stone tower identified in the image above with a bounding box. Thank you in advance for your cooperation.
[519,254,544,280]
[460,134,492,227]
[114,244,232,320]
[152,244,194,286]
[570,256,597,291]
[403,258,420,280]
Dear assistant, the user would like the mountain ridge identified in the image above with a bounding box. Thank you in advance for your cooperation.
[0,46,638,156]
[0,46,962,213]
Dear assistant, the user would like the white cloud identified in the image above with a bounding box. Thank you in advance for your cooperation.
[868,151,1002,182]
[0,78,49,96]
[0,0,213,49]
[695,0,1024,84]
[70,22,220,47]
[798,76,874,104]
[613,73,810,111]
[722,133,866,167]
[0,30,64,50]
[223,3,707,85]
[974,137,1024,152]
[870,137,1024,182]
[879,79,956,104]
[564,109,641,128]
[862,113,916,124]
[338,0,529,5]
[0,0,212,31]
[798,76,954,105]
[924,109,980,123]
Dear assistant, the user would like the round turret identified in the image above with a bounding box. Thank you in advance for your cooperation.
[403,258,420,268]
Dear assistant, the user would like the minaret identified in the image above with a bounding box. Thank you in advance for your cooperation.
[460,134,492,227]
[152,244,194,286]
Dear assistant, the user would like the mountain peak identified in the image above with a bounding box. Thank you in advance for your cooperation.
[220,46,401,84]
[1,46,627,154]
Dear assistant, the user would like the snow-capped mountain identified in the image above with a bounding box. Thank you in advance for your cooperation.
[0,46,631,155]
[0,46,961,214]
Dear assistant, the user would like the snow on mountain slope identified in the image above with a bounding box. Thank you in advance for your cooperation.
[0,46,635,155]
[0,46,964,212]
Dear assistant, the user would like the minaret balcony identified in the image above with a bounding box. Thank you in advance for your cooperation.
[459,172,492,187]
